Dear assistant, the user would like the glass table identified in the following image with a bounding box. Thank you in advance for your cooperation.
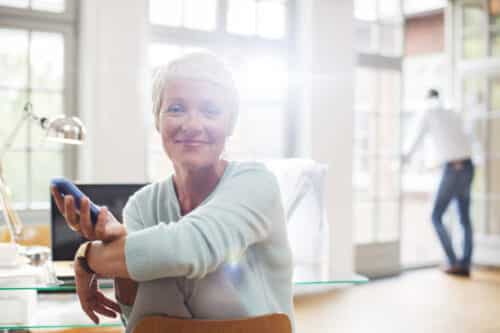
[0,276,368,331]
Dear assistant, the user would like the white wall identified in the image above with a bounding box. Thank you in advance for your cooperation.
[78,0,149,183]
[297,0,355,278]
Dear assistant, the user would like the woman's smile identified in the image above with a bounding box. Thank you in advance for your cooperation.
[176,139,211,147]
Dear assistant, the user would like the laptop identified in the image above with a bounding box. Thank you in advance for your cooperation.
[50,183,147,281]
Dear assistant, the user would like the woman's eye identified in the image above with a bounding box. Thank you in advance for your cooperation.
[204,106,222,116]
[166,104,184,113]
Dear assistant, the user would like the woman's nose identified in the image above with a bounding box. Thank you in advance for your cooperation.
[181,111,204,133]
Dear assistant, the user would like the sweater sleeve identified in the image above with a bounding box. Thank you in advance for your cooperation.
[124,166,282,282]
[116,195,145,321]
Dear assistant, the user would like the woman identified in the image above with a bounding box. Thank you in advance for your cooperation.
[51,53,294,332]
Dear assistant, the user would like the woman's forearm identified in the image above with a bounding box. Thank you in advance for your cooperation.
[115,278,138,306]
[87,237,131,279]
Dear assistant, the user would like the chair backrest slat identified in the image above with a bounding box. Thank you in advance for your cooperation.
[132,313,292,333]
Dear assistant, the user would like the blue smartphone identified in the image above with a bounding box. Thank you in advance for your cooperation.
[51,177,100,225]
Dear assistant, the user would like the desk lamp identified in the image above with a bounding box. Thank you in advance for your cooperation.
[0,102,86,244]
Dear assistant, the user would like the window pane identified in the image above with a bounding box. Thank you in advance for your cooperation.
[403,54,447,111]
[30,92,63,144]
[31,0,64,13]
[0,29,28,89]
[30,32,64,90]
[31,91,63,117]
[463,36,486,59]
[0,89,28,147]
[378,201,399,241]
[353,111,377,153]
[234,55,288,101]
[184,0,216,31]
[471,164,487,193]
[471,193,487,234]
[149,0,182,26]
[0,0,28,8]
[256,0,286,39]
[354,201,375,243]
[227,0,257,36]
[463,77,486,110]
[227,104,285,159]
[463,4,485,32]
[491,32,500,57]
[355,67,377,110]
[354,0,377,21]
[378,0,401,22]
[2,152,27,203]
[488,158,500,234]
[377,158,400,197]
[380,69,401,113]
[404,0,446,15]
[401,192,441,265]
[490,78,500,110]
[149,43,182,69]
[31,151,63,203]
[380,24,402,56]
[355,21,377,53]
[353,153,377,195]
[490,118,500,155]
[378,115,400,156]
[488,200,500,235]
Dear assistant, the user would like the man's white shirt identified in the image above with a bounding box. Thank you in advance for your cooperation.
[404,102,473,167]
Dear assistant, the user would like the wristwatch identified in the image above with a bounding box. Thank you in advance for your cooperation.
[75,241,95,274]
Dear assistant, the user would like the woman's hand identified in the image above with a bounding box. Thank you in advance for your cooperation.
[74,257,121,324]
[51,186,127,242]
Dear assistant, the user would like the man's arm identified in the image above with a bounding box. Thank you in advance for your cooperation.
[403,109,430,161]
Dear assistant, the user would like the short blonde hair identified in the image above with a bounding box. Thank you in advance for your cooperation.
[152,52,239,134]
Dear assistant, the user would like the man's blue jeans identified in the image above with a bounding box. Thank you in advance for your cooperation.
[431,159,475,269]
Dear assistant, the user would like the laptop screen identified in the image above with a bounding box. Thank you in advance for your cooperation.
[50,183,147,261]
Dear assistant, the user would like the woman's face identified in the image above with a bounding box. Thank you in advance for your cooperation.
[158,79,232,171]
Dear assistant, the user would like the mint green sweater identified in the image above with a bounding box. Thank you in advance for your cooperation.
[121,161,294,327]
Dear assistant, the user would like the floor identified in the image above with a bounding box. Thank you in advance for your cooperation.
[44,267,500,333]
[293,267,500,333]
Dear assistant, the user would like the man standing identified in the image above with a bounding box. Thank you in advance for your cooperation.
[403,89,475,277]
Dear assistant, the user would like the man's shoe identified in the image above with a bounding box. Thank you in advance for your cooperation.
[443,265,470,277]
[455,267,470,277]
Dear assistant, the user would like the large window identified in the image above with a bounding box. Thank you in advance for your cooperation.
[457,0,500,237]
[461,76,500,235]
[147,0,292,181]
[0,1,77,208]
[354,67,402,243]
[353,0,403,244]
[458,0,500,59]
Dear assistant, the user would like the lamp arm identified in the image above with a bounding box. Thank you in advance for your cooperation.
[0,111,30,162]
[0,102,48,162]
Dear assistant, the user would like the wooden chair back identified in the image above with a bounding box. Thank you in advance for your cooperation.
[132,313,292,333]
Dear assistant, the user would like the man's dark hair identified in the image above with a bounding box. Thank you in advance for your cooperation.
[427,89,439,99]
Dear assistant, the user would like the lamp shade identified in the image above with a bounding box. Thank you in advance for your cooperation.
[45,116,86,144]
